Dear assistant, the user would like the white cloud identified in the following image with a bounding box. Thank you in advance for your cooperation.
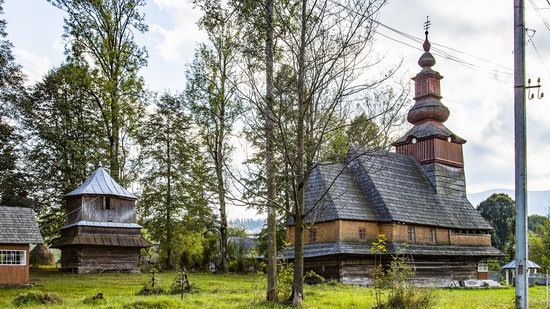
[13,48,51,84]
[149,0,206,64]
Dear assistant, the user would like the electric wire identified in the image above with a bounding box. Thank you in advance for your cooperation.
[327,0,513,84]
[528,38,550,80]
[529,0,550,31]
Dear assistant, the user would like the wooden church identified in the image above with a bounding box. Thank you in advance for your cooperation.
[283,30,503,286]
[51,163,150,273]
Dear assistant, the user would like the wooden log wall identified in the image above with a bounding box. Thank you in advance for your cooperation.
[308,255,482,287]
[61,246,141,273]
[80,196,136,223]
[286,220,491,246]
[65,196,137,225]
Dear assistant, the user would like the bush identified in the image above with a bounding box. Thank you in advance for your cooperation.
[82,292,106,305]
[383,256,436,309]
[137,270,165,296]
[167,272,194,295]
[136,284,165,296]
[29,244,56,267]
[257,260,324,302]
[123,299,181,309]
[12,291,62,306]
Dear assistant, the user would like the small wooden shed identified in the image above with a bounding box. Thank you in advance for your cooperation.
[0,206,44,286]
[51,163,150,273]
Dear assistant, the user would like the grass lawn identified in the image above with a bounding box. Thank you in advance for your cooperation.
[0,269,549,308]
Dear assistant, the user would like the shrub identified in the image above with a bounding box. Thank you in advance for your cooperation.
[167,271,194,295]
[123,299,180,309]
[384,256,436,309]
[12,291,62,306]
[137,270,165,296]
[82,292,106,305]
[136,284,165,296]
[262,260,324,301]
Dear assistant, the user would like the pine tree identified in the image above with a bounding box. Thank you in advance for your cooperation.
[138,93,213,268]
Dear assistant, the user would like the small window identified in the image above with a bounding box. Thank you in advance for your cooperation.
[308,229,317,243]
[407,226,416,243]
[477,260,488,272]
[0,250,26,265]
[103,197,111,210]
[358,227,366,240]
[429,228,437,244]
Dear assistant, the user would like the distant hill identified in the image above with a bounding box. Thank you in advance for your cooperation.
[468,189,550,215]
[229,218,265,234]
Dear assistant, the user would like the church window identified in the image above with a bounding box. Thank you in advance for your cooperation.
[429,228,436,244]
[308,229,317,243]
[358,227,366,240]
[407,226,416,243]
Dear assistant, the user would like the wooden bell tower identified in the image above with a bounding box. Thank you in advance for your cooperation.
[393,24,468,197]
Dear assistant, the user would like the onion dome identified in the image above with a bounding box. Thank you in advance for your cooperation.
[393,29,465,146]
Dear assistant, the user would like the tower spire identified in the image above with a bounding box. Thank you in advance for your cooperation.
[423,16,431,53]
[393,22,466,166]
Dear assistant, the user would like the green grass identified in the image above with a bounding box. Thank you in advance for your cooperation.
[0,269,549,308]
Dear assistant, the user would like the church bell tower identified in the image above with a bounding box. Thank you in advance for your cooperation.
[393,24,467,198]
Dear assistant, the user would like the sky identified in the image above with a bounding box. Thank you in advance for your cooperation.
[4,0,550,219]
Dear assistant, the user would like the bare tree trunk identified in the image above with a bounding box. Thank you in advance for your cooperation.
[265,0,278,301]
[293,0,307,305]
[217,77,228,272]
[216,150,228,272]
[166,114,173,268]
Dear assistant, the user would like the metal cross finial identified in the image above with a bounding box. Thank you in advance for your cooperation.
[424,16,431,35]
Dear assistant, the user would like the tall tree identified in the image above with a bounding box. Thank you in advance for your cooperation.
[0,0,30,209]
[264,0,278,301]
[138,93,213,269]
[477,193,516,252]
[233,0,405,304]
[186,2,242,270]
[18,63,106,240]
[48,0,148,183]
[529,219,550,271]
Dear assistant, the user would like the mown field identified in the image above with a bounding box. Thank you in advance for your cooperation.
[0,269,549,308]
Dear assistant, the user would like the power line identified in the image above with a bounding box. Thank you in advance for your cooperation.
[327,0,513,84]
[528,0,550,31]
[528,38,550,79]
[376,29,512,85]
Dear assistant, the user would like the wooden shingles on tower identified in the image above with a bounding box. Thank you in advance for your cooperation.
[51,163,150,274]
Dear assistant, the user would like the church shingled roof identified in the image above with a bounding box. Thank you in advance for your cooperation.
[66,164,137,199]
[294,152,493,230]
[0,206,44,244]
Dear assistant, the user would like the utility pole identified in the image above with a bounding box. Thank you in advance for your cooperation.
[514,0,528,308]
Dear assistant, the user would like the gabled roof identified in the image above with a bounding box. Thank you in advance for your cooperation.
[296,152,493,230]
[66,164,137,199]
[302,163,377,224]
[0,206,43,244]
[350,153,492,229]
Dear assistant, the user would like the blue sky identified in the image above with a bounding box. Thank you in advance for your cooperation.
[4,0,550,218]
